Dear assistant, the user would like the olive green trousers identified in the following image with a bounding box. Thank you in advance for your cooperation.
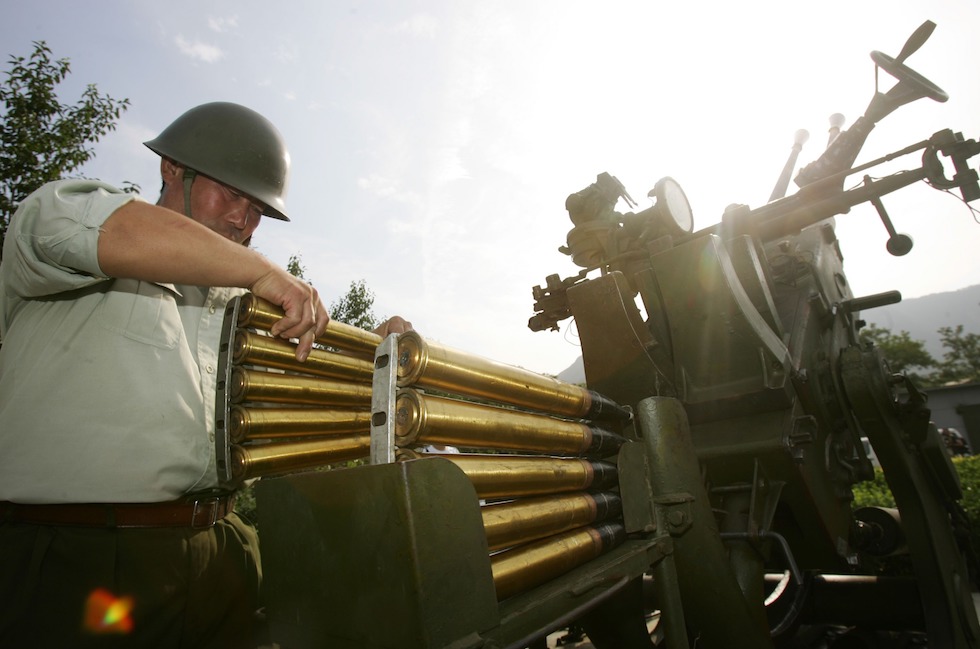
[0,513,262,648]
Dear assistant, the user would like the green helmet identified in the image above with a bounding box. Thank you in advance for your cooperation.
[144,102,291,221]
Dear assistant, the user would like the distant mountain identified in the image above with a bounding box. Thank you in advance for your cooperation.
[863,284,980,359]
[557,355,585,385]
[555,285,980,384]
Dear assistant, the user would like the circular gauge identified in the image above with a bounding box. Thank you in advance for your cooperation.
[652,177,694,235]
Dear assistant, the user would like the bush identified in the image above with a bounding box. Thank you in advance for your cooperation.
[852,470,896,510]
[954,455,980,526]
[853,454,980,513]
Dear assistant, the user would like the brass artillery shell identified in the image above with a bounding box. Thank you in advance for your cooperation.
[232,329,373,383]
[396,331,629,422]
[230,435,370,482]
[482,491,623,552]
[401,452,618,499]
[229,405,372,443]
[230,367,373,408]
[396,331,586,416]
[491,523,626,600]
[394,389,597,455]
[237,293,382,356]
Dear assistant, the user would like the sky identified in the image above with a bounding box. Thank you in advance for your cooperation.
[3,1,979,376]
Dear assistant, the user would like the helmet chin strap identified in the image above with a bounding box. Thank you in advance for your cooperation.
[182,168,198,219]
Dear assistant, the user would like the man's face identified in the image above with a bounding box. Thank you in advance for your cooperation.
[187,173,265,245]
[159,159,264,245]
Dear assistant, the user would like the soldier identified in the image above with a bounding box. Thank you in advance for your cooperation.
[0,102,410,647]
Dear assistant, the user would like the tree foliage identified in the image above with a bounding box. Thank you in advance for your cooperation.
[861,321,980,387]
[860,324,935,376]
[284,256,382,331]
[0,41,130,255]
[860,323,936,386]
[330,279,381,331]
[286,253,309,282]
[932,325,980,386]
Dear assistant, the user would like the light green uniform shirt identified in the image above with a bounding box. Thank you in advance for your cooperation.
[0,180,239,503]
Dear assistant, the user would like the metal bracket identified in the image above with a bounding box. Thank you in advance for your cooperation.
[370,333,399,464]
[215,295,242,485]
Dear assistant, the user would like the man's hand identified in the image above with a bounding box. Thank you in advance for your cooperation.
[373,316,413,338]
[249,269,329,362]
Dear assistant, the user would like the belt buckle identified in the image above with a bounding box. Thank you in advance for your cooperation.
[190,496,221,528]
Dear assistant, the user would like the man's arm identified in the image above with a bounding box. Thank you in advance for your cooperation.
[97,201,328,361]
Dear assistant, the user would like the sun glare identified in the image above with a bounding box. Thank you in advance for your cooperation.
[83,588,134,635]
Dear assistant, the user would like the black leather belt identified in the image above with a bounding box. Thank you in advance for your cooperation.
[0,493,237,529]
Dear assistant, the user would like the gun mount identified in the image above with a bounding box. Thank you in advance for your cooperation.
[238,20,979,649]
[526,19,980,648]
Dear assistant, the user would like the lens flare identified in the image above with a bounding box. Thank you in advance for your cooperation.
[83,588,134,634]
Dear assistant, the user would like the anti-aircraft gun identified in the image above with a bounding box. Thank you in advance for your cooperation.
[238,20,980,649]
[527,19,980,648]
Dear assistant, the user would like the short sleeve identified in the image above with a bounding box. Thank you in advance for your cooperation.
[2,179,140,298]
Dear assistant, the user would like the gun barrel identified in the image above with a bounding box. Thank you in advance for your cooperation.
[768,129,810,202]
[710,166,928,243]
